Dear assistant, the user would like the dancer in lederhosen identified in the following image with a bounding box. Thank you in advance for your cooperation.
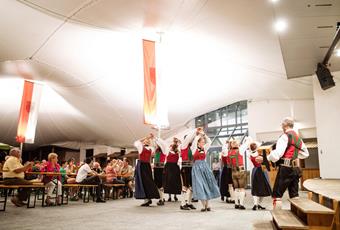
[249,142,272,210]
[179,128,199,210]
[163,138,182,199]
[191,130,220,212]
[153,137,168,206]
[219,141,235,204]
[268,117,309,209]
[134,133,160,206]
[227,139,249,210]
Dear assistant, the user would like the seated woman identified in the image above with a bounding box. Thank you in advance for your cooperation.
[105,160,124,198]
[42,153,62,205]
[106,160,125,184]
[121,158,134,198]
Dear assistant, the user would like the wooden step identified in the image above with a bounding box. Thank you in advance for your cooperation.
[271,210,308,230]
[289,198,335,214]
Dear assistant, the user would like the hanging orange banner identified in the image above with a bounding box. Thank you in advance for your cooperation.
[143,39,157,125]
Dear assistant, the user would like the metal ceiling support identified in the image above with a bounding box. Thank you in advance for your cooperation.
[322,27,340,65]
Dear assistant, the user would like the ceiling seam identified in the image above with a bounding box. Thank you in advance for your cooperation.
[18,0,100,59]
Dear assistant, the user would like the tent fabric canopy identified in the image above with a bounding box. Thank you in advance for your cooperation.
[0,0,315,149]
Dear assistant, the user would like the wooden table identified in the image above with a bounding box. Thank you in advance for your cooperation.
[303,179,340,230]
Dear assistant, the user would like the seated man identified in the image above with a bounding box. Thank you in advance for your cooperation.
[76,158,105,203]
[3,148,33,207]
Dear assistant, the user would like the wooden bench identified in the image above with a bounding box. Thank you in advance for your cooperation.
[289,198,334,229]
[272,210,308,230]
[304,179,340,230]
[0,183,46,211]
[104,184,126,200]
[62,184,98,204]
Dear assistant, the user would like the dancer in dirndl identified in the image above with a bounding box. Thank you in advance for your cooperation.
[249,142,272,210]
[164,138,182,198]
[219,141,235,204]
[153,137,168,206]
[134,133,160,206]
[191,130,220,212]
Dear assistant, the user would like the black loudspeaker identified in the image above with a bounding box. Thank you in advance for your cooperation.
[316,63,335,90]
[120,148,126,156]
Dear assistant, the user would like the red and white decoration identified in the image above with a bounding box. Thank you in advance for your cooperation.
[16,80,43,144]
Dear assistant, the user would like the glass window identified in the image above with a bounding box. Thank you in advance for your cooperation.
[195,100,248,147]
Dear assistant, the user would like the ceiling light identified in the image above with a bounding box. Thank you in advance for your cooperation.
[270,0,279,3]
[274,19,288,32]
[335,49,340,57]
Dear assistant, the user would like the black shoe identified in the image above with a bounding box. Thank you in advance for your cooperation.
[174,195,178,202]
[187,204,196,210]
[221,196,225,201]
[168,197,172,202]
[157,200,164,206]
[226,199,233,203]
[96,198,106,203]
[252,205,257,210]
[239,205,246,210]
[141,200,152,207]
[235,204,240,209]
[257,205,266,210]
[180,204,190,210]
[206,207,211,211]
[201,208,207,212]
[191,199,198,203]
[129,191,133,198]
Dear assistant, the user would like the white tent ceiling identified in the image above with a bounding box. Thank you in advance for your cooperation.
[0,0,324,149]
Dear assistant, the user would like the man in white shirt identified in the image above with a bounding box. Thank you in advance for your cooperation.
[76,158,105,203]
[211,158,220,184]
[268,117,309,209]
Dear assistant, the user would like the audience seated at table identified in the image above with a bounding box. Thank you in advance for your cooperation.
[2,148,33,207]
[121,158,134,198]
[42,153,62,205]
[76,158,105,203]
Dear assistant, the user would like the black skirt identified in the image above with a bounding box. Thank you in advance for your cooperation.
[251,167,272,197]
[220,166,233,197]
[180,166,192,187]
[135,161,160,199]
[153,167,164,189]
[164,163,182,194]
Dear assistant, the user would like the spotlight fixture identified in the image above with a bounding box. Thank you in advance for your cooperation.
[274,19,287,32]
[335,49,340,57]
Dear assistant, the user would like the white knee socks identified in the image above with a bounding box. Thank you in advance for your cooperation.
[181,190,187,206]
[187,189,192,204]
[253,196,259,206]
[273,198,282,210]
[158,188,164,201]
[228,184,235,201]
[258,197,263,206]
[234,189,240,205]
[239,190,245,206]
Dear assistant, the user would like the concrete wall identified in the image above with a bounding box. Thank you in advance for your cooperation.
[313,72,340,179]
[248,99,316,142]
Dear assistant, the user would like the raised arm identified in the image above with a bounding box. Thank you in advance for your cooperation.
[133,140,143,154]
[204,135,212,152]
[155,137,169,155]
[181,129,197,149]
[190,135,200,153]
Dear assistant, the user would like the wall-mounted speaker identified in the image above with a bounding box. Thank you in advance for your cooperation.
[315,63,335,90]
